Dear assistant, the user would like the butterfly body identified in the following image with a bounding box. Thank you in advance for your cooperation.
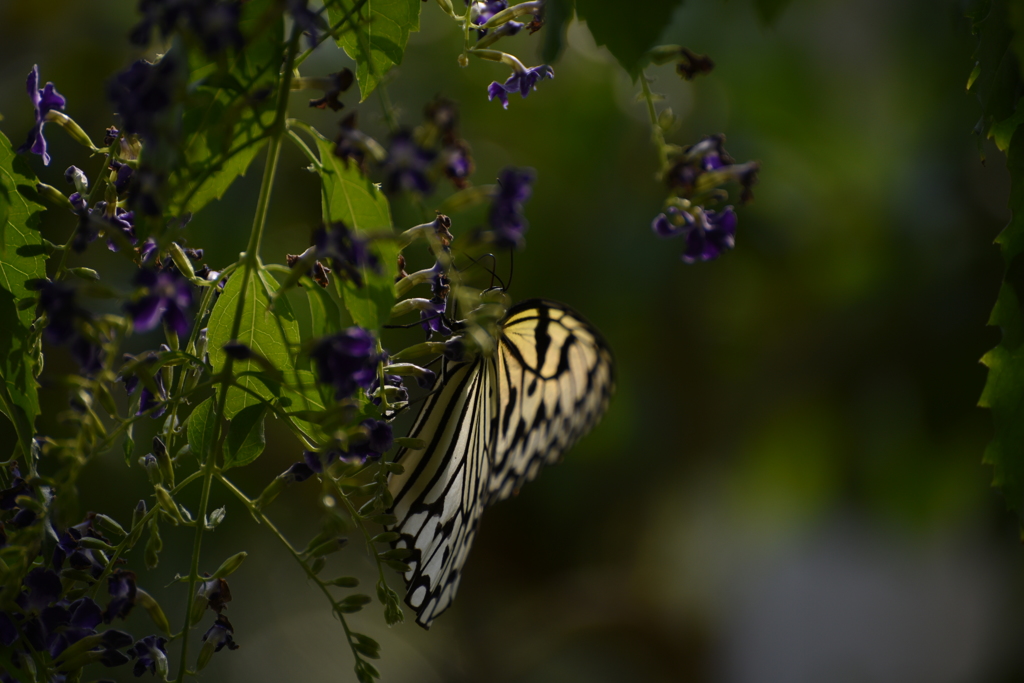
[387,299,615,627]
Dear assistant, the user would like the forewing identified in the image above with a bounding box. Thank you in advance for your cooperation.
[386,357,496,628]
[488,300,615,504]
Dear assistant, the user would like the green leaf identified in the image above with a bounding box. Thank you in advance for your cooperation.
[207,267,301,417]
[171,0,283,215]
[967,0,1020,140]
[327,0,422,101]
[981,118,1024,527]
[187,397,218,460]
[307,282,344,338]
[224,403,267,469]
[281,369,329,436]
[575,0,684,76]
[0,131,45,459]
[752,0,793,26]
[0,174,9,254]
[541,0,575,64]
[314,133,397,332]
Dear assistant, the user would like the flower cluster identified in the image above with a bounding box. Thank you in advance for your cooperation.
[313,222,380,287]
[31,279,104,375]
[653,135,759,262]
[488,64,554,109]
[378,98,476,195]
[310,327,381,400]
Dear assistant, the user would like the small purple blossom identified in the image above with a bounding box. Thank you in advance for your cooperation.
[346,419,393,462]
[121,353,169,418]
[472,0,507,36]
[313,222,379,287]
[487,64,554,109]
[368,373,408,407]
[654,206,737,263]
[104,570,137,622]
[488,167,534,249]
[107,57,180,140]
[128,635,168,677]
[126,268,193,336]
[18,65,66,166]
[282,461,316,482]
[384,131,435,194]
[442,141,474,189]
[421,265,451,338]
[310,327,380,400]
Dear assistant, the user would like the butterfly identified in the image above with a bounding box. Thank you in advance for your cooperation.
[386,298,615,627]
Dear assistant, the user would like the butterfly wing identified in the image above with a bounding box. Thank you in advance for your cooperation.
[387,299,614,628]
[489,299,615,503]
[386,357,496,628]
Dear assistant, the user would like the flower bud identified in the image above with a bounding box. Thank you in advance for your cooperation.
[135,587,171,635]
[308,537,348,558]
[45,110,98,150]
[145,519,162,569]
[211,552,248,579]
[168,242,197,280]
[64,165,89,193]
[140,454,162,486]
[327,576,360,587]
[153,485,183,524]
[35,183,74,212]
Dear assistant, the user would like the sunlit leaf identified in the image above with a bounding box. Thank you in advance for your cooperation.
[327,0,421,101]
[171,0,283,215]
[575,0,684,76]
[187,397,218,460]
[207,266,301,417]
[0,131,45,459]
[314,132,397,332]
[224,403,267,468]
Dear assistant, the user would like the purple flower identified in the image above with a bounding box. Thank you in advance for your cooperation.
[421,265,451,337]
[198,614,239,669]
[128,635,168,677]
[334,112,368,170]
[313,222,380,288]
[442,141,474,189]
[487,64,554,109]
[654,206,737,263]
[18,65,66,166]
[310,327,380,400]
[282,461,315,482]
[22,568,62,612]
[488,167,534,249]
[126,268,193,336]
[368,373,408,407]
[287,0,324,47]
[107,57,180,140]
[103,570,137,622]
[472,0,507,35]
[384,131,435,194]
[346,419,393,462]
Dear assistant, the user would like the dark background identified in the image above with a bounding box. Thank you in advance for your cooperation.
[1,0,1022,680]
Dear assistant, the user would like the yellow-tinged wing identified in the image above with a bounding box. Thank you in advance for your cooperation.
[386,299,615,628]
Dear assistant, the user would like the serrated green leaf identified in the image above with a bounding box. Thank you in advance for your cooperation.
[0,132,45,460]
[187,397,218,460]
[314,132,397,332]
[207,267,301,417]
[171,0,282,215]
[224,403,267,468]
[968,0,1019,139]
[328,0,421,101]
[576,0,684,76]
[981,115,1024,527]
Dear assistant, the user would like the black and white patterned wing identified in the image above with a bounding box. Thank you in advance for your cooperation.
[488,299,615,504]
[386,357,496,628]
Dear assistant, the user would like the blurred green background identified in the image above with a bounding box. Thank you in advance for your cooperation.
[3,0,1023,680]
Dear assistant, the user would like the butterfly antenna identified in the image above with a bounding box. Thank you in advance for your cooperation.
[507,249,514,292]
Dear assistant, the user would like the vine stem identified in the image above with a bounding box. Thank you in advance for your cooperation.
[173,24,302,683]
[215,473,368,673]
[639,70,669,174]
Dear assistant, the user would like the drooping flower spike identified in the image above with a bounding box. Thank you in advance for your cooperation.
[18,65,66,166]
[488,63,554,109]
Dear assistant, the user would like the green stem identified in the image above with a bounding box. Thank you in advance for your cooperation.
[639,70,669,173]
[88,469,205,600]
[215,473,369,673]
[377,85,399,133]
[174,25,303,683]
